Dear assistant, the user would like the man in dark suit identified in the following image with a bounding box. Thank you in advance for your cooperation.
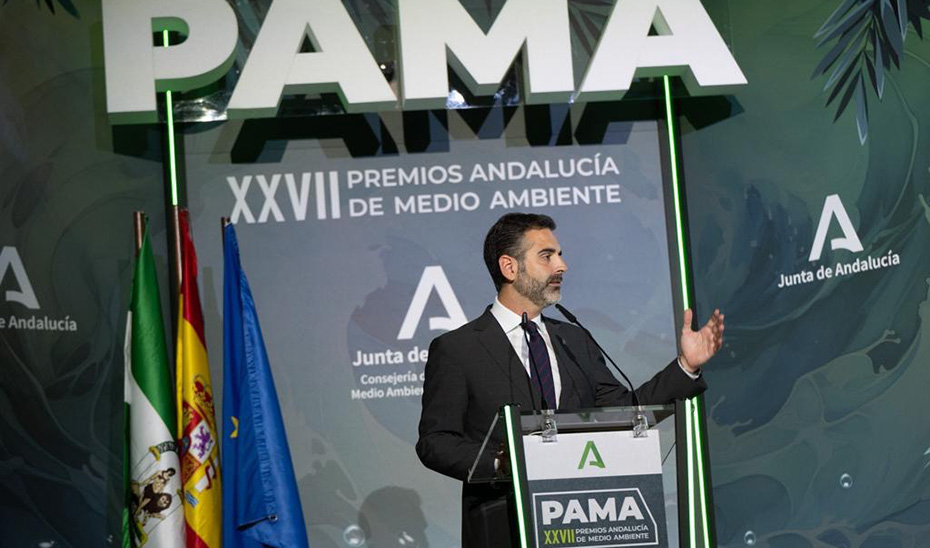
[416,213,724,548]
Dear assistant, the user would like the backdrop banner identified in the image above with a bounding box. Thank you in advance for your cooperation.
[187,115,682,548]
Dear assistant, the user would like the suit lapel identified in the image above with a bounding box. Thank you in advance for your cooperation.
[473,308,536,405]
[472,308,595,409]
[546,318,583,409]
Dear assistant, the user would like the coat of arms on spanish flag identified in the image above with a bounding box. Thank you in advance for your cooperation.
[176,209,222,548]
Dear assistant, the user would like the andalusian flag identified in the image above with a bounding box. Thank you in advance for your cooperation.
[124,224,185,548]
[176,210,222,548]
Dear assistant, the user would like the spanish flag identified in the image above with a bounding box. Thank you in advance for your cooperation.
[176,210,222,548]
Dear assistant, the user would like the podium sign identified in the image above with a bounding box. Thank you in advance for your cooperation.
[524,431,666,548]
[469,405,679,548]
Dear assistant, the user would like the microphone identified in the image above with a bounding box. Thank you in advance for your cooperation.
[553,304,577,324]
[552,333,596,399]
[521,312,548,412]
[554,304,640,409]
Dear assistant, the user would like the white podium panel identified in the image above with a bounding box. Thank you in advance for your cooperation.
[523,431,667,548]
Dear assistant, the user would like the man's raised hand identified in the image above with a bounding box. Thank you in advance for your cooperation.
[679,308,724,374]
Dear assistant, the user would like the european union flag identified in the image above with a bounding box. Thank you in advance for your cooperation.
[222,224,309,548]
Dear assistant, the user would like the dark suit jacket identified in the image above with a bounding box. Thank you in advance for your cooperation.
[416,308,707,548]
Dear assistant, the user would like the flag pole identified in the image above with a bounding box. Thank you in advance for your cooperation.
[125,208,184,548]
[171,205,183,295]
[221,217,230,243]
[126,211,143,548]
[133,211,145,254]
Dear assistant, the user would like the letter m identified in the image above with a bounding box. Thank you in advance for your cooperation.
[397,0,574,107]
[809,194,863,262]
[0,247,40,309]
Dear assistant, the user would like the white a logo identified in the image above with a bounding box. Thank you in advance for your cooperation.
[0,247,40,309]
[397,266,467,340]
[809,194,863,262]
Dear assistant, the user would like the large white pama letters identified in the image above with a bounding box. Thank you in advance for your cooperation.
[102,0,238,123]
[579,0,747,99]
[102,0,746,123]
[227,0,397,117]
[397,0,575,108]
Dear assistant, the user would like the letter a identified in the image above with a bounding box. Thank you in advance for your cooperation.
[397,266,467,340]
[578,0,746,101]
[618,497,645,521]
[228,0,396,117]
[809,194,863,262]
[0,247,40,309]
[577,440,606,469]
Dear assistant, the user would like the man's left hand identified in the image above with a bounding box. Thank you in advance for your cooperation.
[679,308,724,374]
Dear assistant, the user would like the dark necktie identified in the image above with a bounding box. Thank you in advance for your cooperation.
[524,321,557,409]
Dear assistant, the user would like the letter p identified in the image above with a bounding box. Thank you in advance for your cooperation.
[541,501,564,526]
[102,0,238,123]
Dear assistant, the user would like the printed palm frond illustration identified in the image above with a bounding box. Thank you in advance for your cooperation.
[1,0,78,17]
[813,0,930,144]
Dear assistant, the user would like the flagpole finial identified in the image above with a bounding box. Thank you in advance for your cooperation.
[133,211,146,254]
[221,217,231,243]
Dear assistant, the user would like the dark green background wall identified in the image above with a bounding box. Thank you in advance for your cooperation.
[1,1,928,547]
[682,2,930,547]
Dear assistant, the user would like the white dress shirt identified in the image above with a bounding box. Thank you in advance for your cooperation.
[490,297,563,407]
[490,299,700,399]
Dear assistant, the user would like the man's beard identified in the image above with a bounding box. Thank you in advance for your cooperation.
[514,263,562,308]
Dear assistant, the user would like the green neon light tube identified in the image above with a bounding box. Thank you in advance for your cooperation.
[685,397,696,548]
[663,75,690,310]
[162,30,179,206]
[504,406,530,548]
[663,75,708,548]
[693,396,712,548]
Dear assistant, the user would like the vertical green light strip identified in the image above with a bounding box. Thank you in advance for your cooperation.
[162,30,179,206]
[663,75,700,548]
[685,398,696,548]
[504,406,529,548]
[693,396,712,548]
[663,75,690,310]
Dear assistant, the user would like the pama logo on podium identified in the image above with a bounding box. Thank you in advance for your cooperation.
[534,489,659,548]
[776,194,901,290]
[0,247,78,332]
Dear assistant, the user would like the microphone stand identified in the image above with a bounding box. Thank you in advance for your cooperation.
[555,304,648,437]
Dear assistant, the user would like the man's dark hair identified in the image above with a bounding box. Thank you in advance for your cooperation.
[483,213,556,291]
